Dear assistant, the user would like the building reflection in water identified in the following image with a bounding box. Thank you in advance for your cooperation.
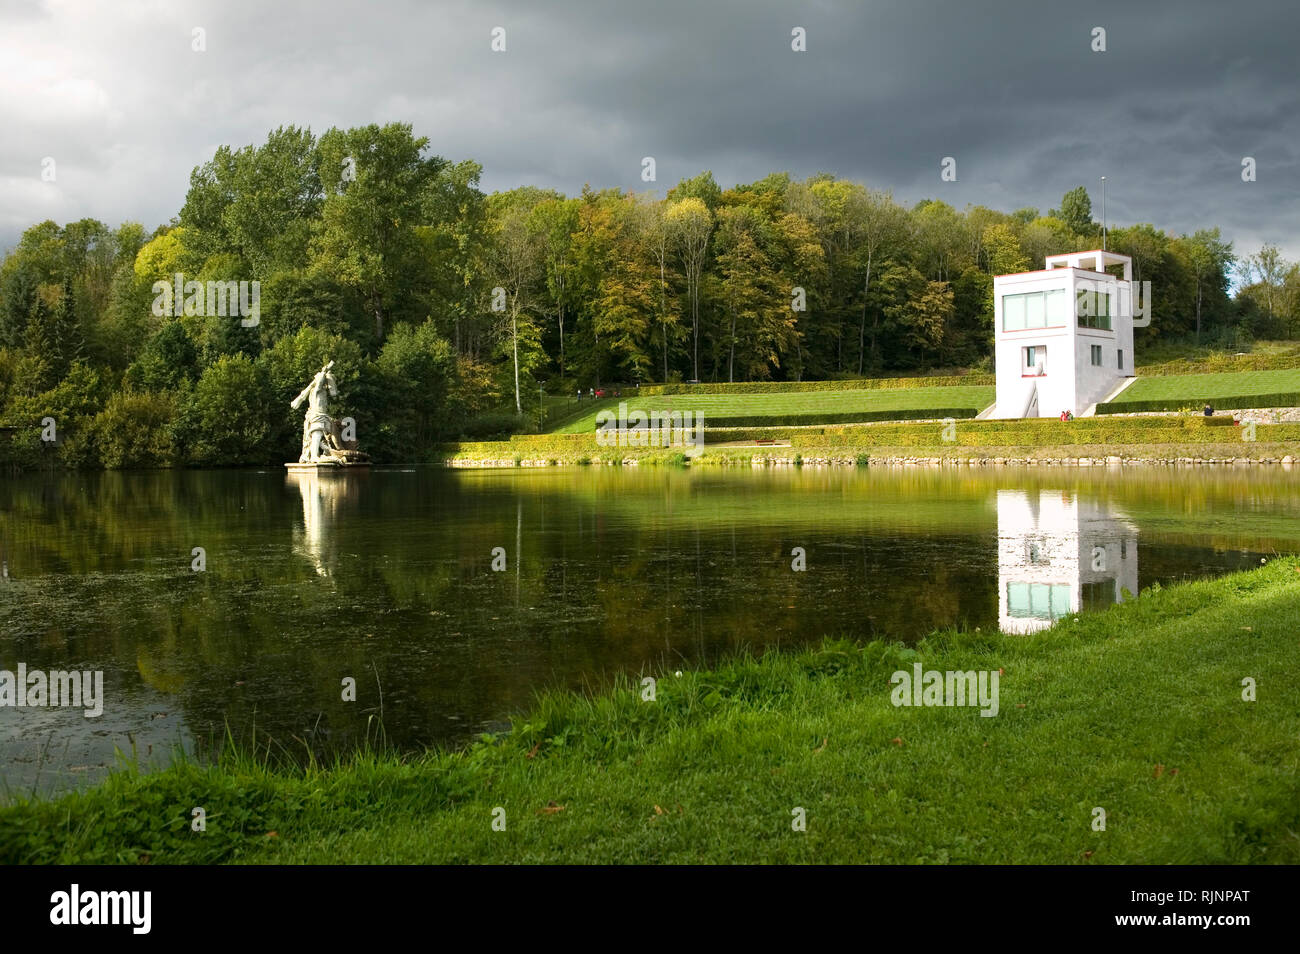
[997,489,1139,634]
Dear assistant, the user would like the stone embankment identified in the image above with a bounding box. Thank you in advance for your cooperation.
[446,452,1298,468]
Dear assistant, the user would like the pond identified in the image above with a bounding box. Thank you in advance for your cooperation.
[3,464,1299,795]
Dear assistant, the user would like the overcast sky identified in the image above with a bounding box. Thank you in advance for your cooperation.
[3,0,1297,268]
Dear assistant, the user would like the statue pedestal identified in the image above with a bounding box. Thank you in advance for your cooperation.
[284,459,371,473]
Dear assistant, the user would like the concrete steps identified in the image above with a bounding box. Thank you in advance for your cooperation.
[1082,377,1138,417]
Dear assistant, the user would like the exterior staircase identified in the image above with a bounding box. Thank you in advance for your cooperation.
[1081,377,1138,417]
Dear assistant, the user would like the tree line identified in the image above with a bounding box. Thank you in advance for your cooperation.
[1,121,1297,467]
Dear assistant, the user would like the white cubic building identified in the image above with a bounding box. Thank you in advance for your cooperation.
[992,250,1137,418]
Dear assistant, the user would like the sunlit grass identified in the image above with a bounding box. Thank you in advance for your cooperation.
[1112,369,1300,406]
[551,386,995,433]
[2,559,1297,864]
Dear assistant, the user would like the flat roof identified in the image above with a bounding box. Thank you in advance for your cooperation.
[1045,249,1132,262]
[993,266,1116,280]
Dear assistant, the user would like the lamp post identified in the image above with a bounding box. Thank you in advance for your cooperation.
[1100,176,1107,251]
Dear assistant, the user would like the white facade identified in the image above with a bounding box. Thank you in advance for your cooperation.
[992,250,1136,418]
[997,490,1139,634]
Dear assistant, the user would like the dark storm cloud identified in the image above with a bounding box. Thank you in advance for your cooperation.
[2,0,1296,262]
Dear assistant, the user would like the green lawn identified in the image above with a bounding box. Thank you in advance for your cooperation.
[3,558,1297,864]
[1105,368,1300,410]
[551,385,995,432]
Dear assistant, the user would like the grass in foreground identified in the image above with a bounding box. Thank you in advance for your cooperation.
[2,560,1297,864]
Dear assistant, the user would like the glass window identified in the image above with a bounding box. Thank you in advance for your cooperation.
[1025,293,1046,328]
[1045,289,1067,324]
[1007,583,1030,616]
[1078,289,1113,330]
[1050,584,1072,618]
[1118,349,1124,370]
[1008,582,1073,620]
[1003,294,1026,330]
[1004,290,1068,331]
[1091,344,1102,366]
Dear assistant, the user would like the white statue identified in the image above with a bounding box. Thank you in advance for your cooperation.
[291,360,339,463]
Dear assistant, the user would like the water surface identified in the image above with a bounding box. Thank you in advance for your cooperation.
[3,464,1298,795]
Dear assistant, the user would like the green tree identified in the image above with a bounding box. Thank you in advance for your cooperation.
[423,160,490,356]
[123,320,199,392]
[487,191,547,412]
[528,197,581,382]
[982,223,1030,277]
[180,125,321,275]
[175,354,272,465]
[1176,228,1234,342]
[846,187,909,374]
[1051,186,1094,237]
[1243,243,1286,328]
[310,123,446,341]
[667,171,723,210]
[91,391,178,468]
[373,321,456,453]
[667,197,712,381]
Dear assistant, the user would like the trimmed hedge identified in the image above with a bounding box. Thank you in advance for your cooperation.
[439,416,1300,459]
[639,373,993,396]
[785,419,1300,448]
[1098,391,1300,414]
[698,407,981,428]
[715,442,1299,461]
[1137,350,1300,376]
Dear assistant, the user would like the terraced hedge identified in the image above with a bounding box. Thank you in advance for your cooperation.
[1137,348,1300,375]
[638,373,993,396]
[695,407,980,428]
[1098,392,1300,414]
[440,417,1300,460]
[786,418,1300,448]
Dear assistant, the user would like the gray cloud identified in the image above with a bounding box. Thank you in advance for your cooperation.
[2,0,1296,265]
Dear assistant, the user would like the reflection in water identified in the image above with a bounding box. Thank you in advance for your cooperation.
[997,490,1139,634]
[2,465,1297,795]
[289,472,358,577]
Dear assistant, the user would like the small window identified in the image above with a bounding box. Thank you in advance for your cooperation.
[1023,346,1045,375]
[1118,349,1124,370]
[1090,344,1102,366]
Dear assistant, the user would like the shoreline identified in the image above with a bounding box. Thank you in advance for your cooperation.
[443,444,1300,469]
[3,558,1296,864]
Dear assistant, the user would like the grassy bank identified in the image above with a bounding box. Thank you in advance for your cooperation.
[2,559,1298,864]
[551,385,994,433]
[439,417,1300,467]
[1100,368,1300,413]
